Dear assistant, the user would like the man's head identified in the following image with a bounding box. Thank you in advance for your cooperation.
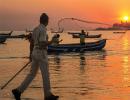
[57,34,60,38]
[81,30,85,33]
[40,13,49,26]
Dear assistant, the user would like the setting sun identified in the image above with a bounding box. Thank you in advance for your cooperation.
[123,16,129,22]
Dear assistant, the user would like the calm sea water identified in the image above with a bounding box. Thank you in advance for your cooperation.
[0,31,130,100]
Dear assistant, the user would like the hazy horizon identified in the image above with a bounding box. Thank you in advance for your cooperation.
[0,0,130,31]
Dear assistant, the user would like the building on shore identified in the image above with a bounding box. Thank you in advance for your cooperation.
[112,22,130,30]
[96,22,130,30]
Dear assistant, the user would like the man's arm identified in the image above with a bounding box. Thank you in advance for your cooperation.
[38,40,52,49]
[58,39,63,43]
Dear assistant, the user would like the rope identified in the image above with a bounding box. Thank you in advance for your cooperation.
[1,61,31,90]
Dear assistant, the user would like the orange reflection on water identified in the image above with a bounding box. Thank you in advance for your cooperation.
[122,35,129,50]
[121,34,130,87]
[123,56,129,82]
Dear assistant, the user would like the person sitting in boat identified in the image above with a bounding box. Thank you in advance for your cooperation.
[51,34,62,46]
[79,30,86,45]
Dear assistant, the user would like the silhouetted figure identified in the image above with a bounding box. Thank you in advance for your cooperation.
[12,13,59,100]
[51,34,62,46]
[86,32,89,36]
[79,30,86,45]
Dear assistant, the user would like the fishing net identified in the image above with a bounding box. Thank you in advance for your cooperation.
[57,18,111,31]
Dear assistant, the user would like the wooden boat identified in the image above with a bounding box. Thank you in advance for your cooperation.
[26,29,33,33]
[0,31,13,43]
[0,36,7,43]
[72,34,102,38]
[0,31,13,36]
[8,34,26,38]
[113,31,126,33]
[48,39,106,53]
[68,32,81,35]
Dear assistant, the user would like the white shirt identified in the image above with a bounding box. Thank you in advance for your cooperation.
[32,24,47,48]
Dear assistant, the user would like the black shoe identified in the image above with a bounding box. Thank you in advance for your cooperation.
[45,94,59,100]
[12,89,21,100]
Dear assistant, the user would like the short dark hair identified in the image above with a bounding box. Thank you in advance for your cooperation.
[57,34,60,37]
[81,30,85,33]
[40,13,49,25]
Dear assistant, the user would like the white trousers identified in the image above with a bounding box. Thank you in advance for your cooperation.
[17,49,51,97]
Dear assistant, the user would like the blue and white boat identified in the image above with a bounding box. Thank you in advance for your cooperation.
[48,39,106,53]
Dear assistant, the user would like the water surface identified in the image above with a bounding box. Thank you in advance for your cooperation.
[0,31,130,100]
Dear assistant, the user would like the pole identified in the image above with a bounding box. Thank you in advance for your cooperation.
[1,61,31,90]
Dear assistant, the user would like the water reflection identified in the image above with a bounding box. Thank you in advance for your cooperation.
[123,56,129,80]
[2,31,130,100]
[79,53,86,73]
[122,37,129,50]
[52,54,62,71]
[121,34,130,86]
[122,55,130,87]
[51,50,107,75]
[54,54,61,65]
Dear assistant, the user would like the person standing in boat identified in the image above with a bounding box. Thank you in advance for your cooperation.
[51,34,62,46]
[86,32,89,36]
[79,30,86,45]
[12,13,59,100]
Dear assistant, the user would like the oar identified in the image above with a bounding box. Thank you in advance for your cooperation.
[1,61,31,90]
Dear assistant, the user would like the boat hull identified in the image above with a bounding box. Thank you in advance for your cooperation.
[72,34,101,38]
[48,39,106,53]
[0,31,13,36]
[0,36,7,43]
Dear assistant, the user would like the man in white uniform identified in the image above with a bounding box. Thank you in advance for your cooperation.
[12,13,59,100]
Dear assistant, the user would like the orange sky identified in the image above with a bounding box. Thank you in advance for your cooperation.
[0,0,130,30]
